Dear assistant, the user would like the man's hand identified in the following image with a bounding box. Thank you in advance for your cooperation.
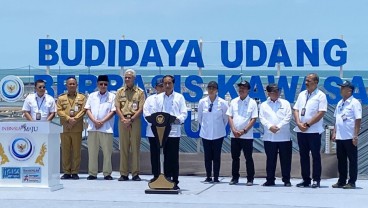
[231,128,242,138]
[122,118,132,128]
[297,122,308,132]
[93,119,103,129]
[269,126,279,134]
[68,117,77,127]
[353,136,358,146]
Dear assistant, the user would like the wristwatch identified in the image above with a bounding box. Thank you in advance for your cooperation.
[130,118,134,123]
[305,123,310,128]
[243,129,248,134]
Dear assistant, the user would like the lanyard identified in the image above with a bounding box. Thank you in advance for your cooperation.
[304,93,312,108]
[68,95,76,108]
[36,97,45,111]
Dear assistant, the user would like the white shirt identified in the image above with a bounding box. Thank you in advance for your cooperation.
[293,88,327,134]
[259,97,292,142]
[85,91,116,133]
[334,96,362,140]
[197,96,229,140]
[226,96,258,139]
[22,93,56,121]
[143,93,159,137]
[154,91,188,137]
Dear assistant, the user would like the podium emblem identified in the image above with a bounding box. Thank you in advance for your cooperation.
[156,115,165,124]
[9,137,34,161]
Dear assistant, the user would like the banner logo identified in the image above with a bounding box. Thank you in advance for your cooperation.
[0,75,24,102]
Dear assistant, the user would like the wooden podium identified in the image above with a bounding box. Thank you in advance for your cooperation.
[144,112,179,194]
[0,121,63,191]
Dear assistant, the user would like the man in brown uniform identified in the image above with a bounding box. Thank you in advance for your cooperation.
[57,77,86,180]
[115,69,145,181]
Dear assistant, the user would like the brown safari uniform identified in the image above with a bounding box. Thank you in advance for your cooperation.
[57,92,86,175]
[115,86,145,177]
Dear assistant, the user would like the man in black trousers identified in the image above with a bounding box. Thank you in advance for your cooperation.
[293,73,327,188]
[259,84,293,186]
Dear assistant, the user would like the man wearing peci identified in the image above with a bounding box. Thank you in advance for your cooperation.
[259,84,293,187]
[57,77,86,180]
[115,69,145,182]
[332,80,362,189]
[153,75,188,190]
[293,73,327,188]
[85,75,116,180]
[22,79,56,121]
[143,78,164,182]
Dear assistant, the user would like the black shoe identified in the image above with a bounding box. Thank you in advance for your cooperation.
[204,177,212,183]
[284,182,292,187]
[246,181,254,186]
[71,174,79,180]
[118,175,129,181]
[332,182,345,188]
[229,178,238,185]
[87,175,97,180]
[60,174,71,180]
[104,175,113,180]
[296,180,310,187]
[173,185,180,190]
[311,181,320,188]
[343,183,356,189]
[213,178,220,183]
[149,176,158,183]
[132,175,141,181]
[262,181,275,186]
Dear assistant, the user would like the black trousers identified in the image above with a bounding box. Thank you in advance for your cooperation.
[202,137,224,179]
[231,138,255,182]
[336,139,357,184]
[264,140,292,183]
[297,133,322,183]
[148,137,160,177]
[163,137,180,184]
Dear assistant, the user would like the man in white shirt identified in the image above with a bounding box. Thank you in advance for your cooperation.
[332,80,362,189]
[197,81,229,183]
[293,73,327,188]
[143,78,164,182]
[259,84,292,187]
[226,80,258,186]
[22,79,56,121]
[154,75,188,190]
[85,75,116,181]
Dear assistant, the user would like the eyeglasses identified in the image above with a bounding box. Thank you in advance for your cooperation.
[208,103,213,112]
[99,83,108,86]
[38,86,46,89]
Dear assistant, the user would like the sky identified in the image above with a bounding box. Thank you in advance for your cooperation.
[0,0,367,71]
